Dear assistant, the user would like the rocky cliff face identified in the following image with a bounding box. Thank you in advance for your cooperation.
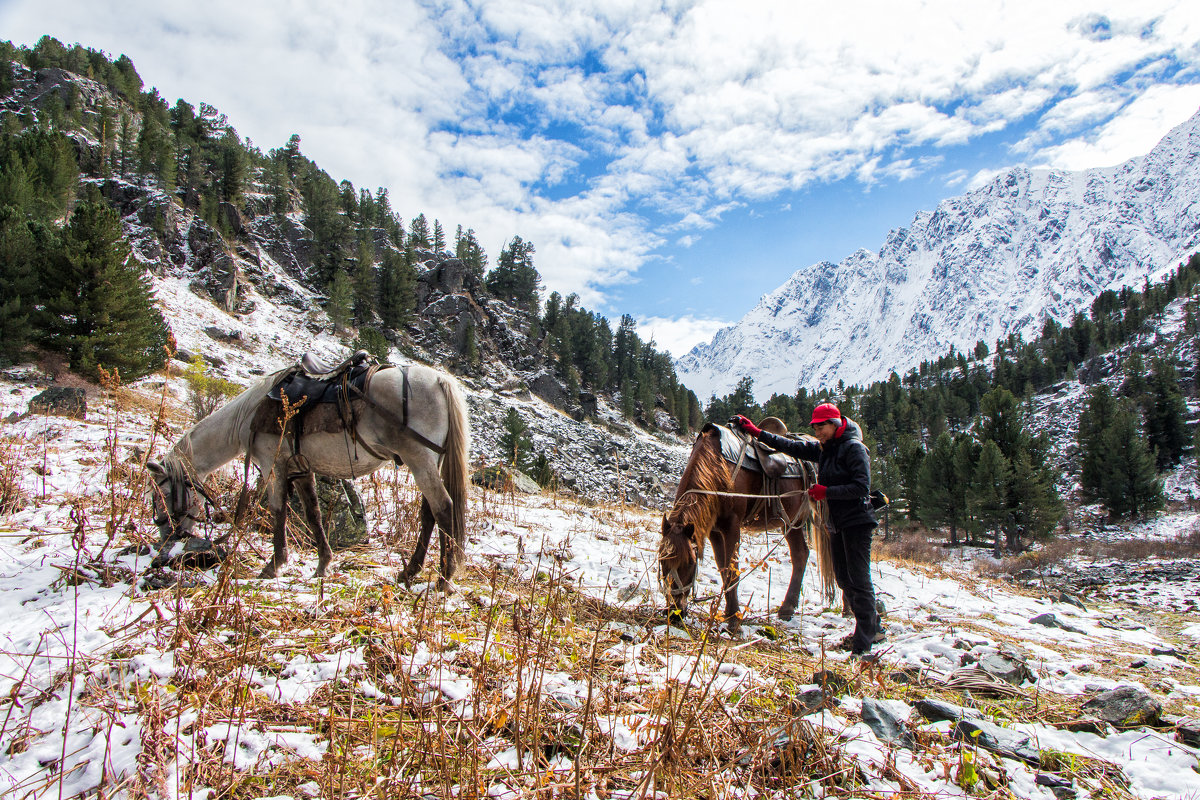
[678,110,1200,400]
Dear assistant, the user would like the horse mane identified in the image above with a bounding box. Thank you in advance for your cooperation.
[669,426,732,538]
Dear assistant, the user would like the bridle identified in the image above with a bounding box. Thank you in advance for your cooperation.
[149,468,226,539]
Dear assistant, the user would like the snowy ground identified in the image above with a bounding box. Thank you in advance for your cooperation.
[1,381,1199,799]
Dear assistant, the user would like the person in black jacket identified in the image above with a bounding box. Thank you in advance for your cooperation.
[730,403,882,655]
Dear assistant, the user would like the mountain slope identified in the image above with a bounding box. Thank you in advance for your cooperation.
[678,110,1200,400]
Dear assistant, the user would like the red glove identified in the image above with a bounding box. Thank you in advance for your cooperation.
[808,484,827,502]
[729,415,761,437]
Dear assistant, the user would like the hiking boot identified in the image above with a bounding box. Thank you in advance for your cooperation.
[831,634,858,652]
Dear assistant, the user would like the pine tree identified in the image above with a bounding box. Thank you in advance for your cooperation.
[499,408,533,469]
[433,219,445,252]
[409,213,431,249]
[1078,384,1117,501]
[378,248,415,329]
[916,431,957,540]
[970,440,1010,557]
[0,206,44,363]
[1146,357,1188,467]
[1098,402,1164,519]
[326,270,354,331]
[40,202,170,379]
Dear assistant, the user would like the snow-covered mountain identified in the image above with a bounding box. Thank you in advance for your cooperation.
[677,109,1200,400]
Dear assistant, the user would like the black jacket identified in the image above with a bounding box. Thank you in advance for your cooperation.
[757,418,877,531]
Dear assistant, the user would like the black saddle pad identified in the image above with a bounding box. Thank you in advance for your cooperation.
[267,361,372,407]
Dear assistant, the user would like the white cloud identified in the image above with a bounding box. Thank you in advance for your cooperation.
[4,0,1199,310]
[636,315,732,359]
[1033,83,1200,169]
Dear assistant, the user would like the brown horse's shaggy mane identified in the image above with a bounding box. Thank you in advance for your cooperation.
[668,426,732,543]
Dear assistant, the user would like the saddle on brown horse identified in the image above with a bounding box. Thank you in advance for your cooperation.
[712,418,819,524]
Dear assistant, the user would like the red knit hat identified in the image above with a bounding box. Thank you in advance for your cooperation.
[810,403,842,426]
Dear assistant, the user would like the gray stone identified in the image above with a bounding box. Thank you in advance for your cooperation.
[471,465,541,494]
[603,622,645,643]
[1053,591,1087,611]
[861,698,914,748]
[29,387,86,419]
[1081,686,1162,728]
[952,718,1040,765]
[976,652,1034,686]
[578,392,598,418]
[526,369,569,409]
[795,686,827,715]
[914,698,971,723]
[1035,773,1076,799]
[1029,613,1086,634]
[1175,716,1200,747]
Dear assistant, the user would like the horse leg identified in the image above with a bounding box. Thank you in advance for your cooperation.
[714,522,743,631]
[294,471,333,577]
[259,472,291,579]
[404,454,459,588]
[778,523,810,621]
[400,497,435,586]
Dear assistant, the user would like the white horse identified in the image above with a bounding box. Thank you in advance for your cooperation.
[147,362,470,585]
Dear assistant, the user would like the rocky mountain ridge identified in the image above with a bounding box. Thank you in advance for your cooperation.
[678,109,1200,400]
[3,59,691,506]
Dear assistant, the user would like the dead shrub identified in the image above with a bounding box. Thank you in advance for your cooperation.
[0,437,30,513]
[877,530,947,565]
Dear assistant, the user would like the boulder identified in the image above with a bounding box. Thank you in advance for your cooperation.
[861,698,914,748]
[578,391,598,418]
[1080,686,1162,728]
[952,718,1040,765]
[285,478,368,549]
[914,698,971,723]
[794,686,828,715]
[1029,612,1086,634]
[976,652,1034,686]
[811,669,849,696]
[472,464,540,494]
[526,370,569,409]
[29,387,86,419]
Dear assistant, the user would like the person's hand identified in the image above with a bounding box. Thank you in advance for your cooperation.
[808,484,827,502]
[729,415,761,437]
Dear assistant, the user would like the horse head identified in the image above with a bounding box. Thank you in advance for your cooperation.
[146,459,204,542]
[658,516,699,615]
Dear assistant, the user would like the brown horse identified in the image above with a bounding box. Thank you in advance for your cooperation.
[658,420,832,629]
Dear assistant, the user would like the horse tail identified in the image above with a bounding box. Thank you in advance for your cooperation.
[812,502,837,607]
[438,374,471,568]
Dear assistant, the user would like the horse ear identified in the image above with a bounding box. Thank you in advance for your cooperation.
[146,460,165,476]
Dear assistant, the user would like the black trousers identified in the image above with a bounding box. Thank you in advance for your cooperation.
[831,523,879,650]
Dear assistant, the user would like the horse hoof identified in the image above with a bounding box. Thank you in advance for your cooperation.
[778,607,796,621]
[258,566,276,579]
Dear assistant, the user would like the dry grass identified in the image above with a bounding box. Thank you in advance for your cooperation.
[0,369,1178,800]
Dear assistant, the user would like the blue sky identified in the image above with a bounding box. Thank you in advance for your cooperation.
[4,0,1200,356]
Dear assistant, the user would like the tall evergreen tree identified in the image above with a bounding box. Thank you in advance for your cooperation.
[1078,384,1118,501]
[1146,357,1188,467]
[970,440,1010,557]
[1097,402,1165,519]
[40,202,170,379]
